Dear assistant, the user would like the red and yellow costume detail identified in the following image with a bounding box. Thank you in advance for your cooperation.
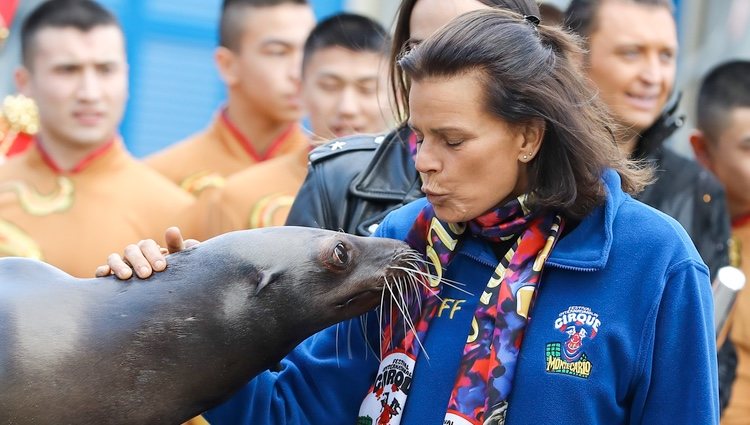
[0,138,193,277]
[146,109,308,196]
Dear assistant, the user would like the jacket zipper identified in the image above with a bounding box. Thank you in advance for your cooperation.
[546,262,599,272]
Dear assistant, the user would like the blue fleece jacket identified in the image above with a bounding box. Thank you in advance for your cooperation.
[204,169,718,425]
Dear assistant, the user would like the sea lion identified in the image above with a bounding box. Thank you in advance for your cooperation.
[0,226,419,425]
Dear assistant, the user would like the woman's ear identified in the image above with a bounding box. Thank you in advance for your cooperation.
[518,119,545,163]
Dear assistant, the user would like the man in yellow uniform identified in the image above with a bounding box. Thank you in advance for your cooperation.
[0,0,192,277]
[184,13,392,239]
[691,60,750,424]
[145,0,315,196]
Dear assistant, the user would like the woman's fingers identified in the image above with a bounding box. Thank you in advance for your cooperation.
[137,239,167,273]
[107,252,134,280]
[94,264,112,278]
[97,228,198,280]
[165,227,185,254]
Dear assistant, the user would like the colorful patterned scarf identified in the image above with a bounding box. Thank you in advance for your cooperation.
[358,195,563,425]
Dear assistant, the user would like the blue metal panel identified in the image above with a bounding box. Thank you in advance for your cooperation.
[96,0,344,158]
[127,37,224,157]
[145,0,221,23]
[313,0,345,20]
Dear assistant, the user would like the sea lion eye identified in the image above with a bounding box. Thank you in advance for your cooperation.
[333,242,349,265]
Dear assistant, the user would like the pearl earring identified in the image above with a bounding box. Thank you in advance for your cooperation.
[522,154,528,160]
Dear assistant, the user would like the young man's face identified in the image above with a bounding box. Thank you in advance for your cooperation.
[696,108,750,217]
[17,25,128,150]
[586,1,677,134]
[302,46,390,140]
[227,3,315,125]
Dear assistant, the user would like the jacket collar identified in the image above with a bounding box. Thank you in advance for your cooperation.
[632,92,684,160]
[546,169,624,271]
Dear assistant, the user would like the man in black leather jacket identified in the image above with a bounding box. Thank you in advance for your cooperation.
[634,95,731,281]
[561,5,735,407]
[562,0,731,280]
[285,126,419,235]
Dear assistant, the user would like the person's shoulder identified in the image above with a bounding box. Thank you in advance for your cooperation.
[144,131,207,166]
[220,148,307,202]
[126,159,194,204]
[308,133,388,165]
[616,194,705,265]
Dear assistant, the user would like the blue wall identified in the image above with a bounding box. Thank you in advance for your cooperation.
[98,0,344,158]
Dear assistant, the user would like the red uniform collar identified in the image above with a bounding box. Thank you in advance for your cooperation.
[220,108,295,162]
[36,137,118,174]
[732,213,750,229]
[0,0,19,34]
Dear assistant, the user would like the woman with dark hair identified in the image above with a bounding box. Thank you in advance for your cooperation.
[104,8,718,425]
[284,0,541,237]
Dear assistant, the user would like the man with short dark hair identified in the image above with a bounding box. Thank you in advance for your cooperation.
[690,60,750,424]
[145,0,315,196]
[0,0,192,277]
[301,12,391,141]
[182,12,392,238]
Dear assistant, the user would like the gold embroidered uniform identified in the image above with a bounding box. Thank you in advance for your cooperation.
[0,140,193,277]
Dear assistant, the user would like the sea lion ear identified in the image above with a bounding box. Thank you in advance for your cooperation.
[255,270,280,296]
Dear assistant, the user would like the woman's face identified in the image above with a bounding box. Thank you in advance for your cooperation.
[409,72,537,223]
[409,0,492,44]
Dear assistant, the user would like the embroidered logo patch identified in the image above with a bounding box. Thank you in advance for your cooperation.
[545,306,600,379]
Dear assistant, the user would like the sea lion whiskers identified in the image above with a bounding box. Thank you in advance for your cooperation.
[384,281,431,360]
[393,252,469,289]
[332,246,426,364]
[394,267,473,297]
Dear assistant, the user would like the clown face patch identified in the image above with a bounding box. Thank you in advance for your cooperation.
[545,306,600,379]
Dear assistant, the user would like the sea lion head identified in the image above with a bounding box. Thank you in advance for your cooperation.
[175,226,419,342]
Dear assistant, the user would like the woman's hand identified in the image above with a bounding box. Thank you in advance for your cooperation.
[95,227,200,279]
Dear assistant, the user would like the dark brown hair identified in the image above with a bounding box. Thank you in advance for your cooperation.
[219,0,308,51]
[21,0,120,68]
[697,60,750,144]
[398,9,649,218]
[389,0,540,120]
[302,13,390,72]
[564,0,674,39]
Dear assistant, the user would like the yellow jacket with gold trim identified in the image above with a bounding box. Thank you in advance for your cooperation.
[145,111,308,196]
[179,142,310,240]
[0,140,193,277]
